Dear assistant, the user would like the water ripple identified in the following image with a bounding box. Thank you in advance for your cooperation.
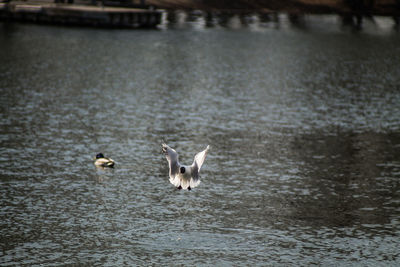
[1,22,400,266]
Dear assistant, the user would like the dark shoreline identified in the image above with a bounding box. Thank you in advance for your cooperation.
[1,0,399,28]
[146,0,400,16]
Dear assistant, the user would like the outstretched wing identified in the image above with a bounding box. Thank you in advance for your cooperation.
[191,145,210,178]
[162,143,180,180]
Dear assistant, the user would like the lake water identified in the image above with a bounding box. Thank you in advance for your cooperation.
[1,14,400,266]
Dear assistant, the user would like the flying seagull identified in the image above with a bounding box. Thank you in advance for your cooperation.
[162,143,210,190]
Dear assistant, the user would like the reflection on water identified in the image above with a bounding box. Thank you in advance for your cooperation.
[162,10,398,33]
[1,19,400,265]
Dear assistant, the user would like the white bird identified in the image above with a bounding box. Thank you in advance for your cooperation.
[162,143,210,190]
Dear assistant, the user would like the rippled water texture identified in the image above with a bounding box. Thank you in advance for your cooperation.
[1,17,400,265]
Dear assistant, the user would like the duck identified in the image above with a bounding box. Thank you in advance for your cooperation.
[94,153,115,167]
[162,143,210,190]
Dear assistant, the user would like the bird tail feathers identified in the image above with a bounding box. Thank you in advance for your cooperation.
[169,177,201,190]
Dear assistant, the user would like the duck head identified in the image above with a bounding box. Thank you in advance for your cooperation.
[96,153,105,159]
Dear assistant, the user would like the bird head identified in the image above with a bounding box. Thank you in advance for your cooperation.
[180,166,186,174]
[95,153,105,159]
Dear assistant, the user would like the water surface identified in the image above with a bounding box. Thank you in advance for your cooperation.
[1,17,400,265]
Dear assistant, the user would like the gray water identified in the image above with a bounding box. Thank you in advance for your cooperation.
[1,15,400,266]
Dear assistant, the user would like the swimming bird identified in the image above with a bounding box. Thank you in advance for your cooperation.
[94,153,115,167]
[162,143,210,190]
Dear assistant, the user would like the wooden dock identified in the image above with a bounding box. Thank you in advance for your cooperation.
[0,1,164,28]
